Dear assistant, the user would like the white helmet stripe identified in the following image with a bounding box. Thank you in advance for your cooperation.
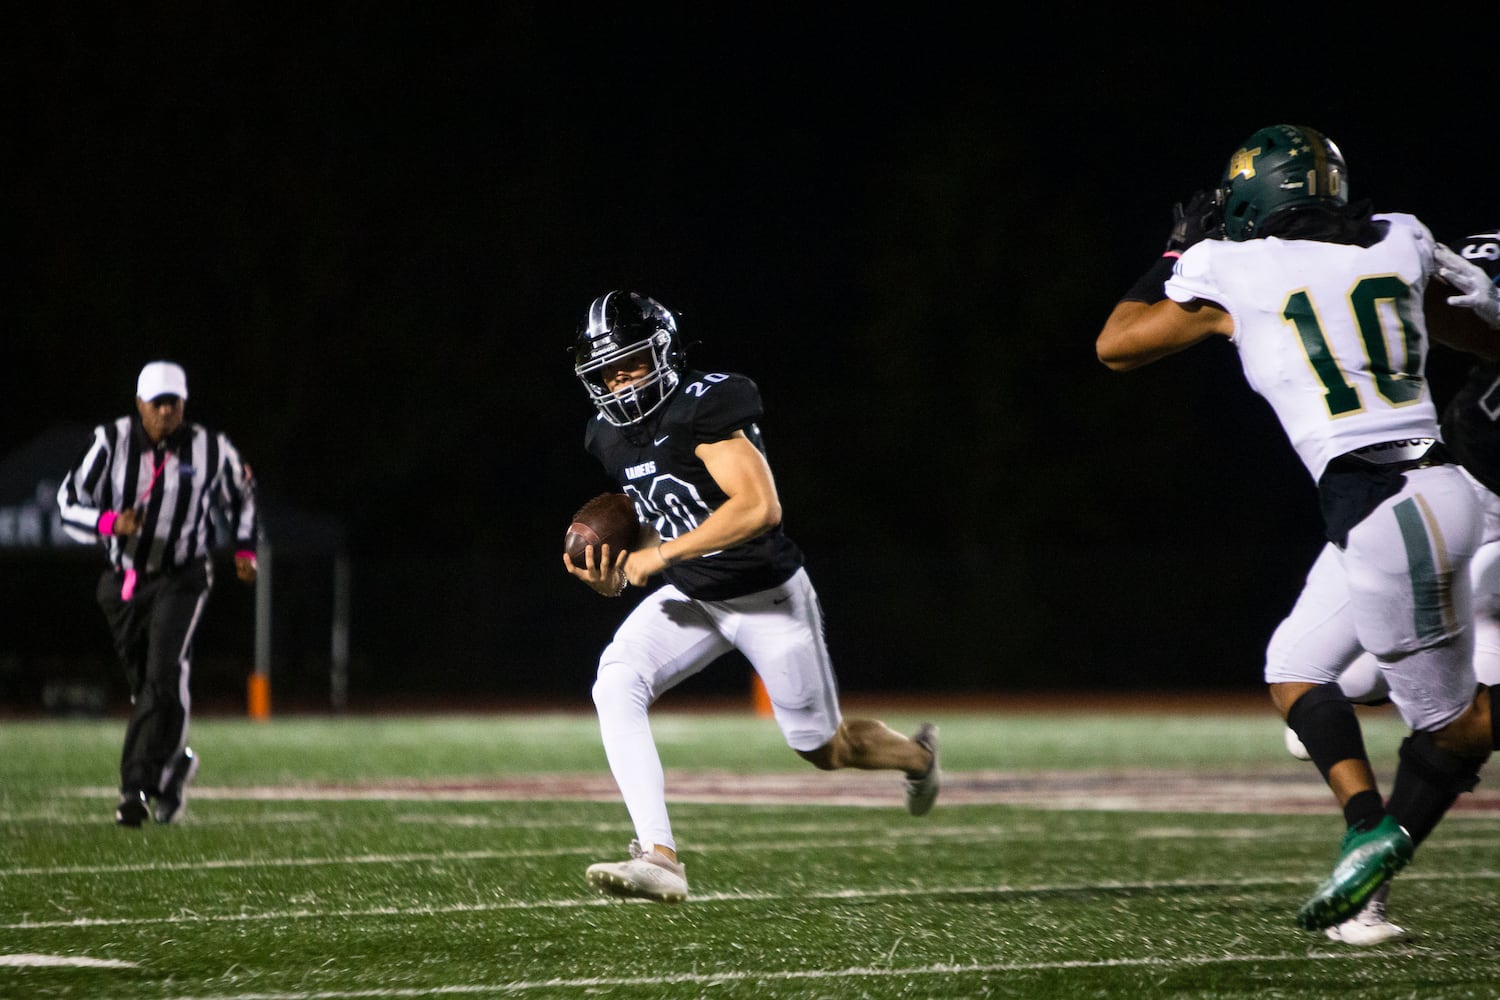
[587,290,621,336]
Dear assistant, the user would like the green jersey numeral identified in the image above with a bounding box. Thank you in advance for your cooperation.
[1283,276,1422,417]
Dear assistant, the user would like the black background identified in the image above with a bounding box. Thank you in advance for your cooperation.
[6,8,1496,707]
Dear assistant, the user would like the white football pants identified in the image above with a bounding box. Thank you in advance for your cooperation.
[591,567,843,854]
[1333,466,1500,702]
[1264,465,1482,732]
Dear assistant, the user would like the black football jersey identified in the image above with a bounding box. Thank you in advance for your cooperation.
[584,369,804,601]
[1440,229,1500,495]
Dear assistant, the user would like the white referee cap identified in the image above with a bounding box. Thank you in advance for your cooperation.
[137,361,189,401]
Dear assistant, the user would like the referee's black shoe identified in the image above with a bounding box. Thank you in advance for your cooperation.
[153,747,200,824]
[115,789,149,827]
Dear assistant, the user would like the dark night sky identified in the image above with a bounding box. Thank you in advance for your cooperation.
[5,9,1496,693]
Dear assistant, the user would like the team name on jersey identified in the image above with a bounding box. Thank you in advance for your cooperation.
[624,460,657,480]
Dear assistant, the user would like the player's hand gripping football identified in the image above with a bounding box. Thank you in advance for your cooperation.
[562,542,629,597]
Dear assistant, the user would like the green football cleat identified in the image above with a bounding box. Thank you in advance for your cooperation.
[1296,815,1413,931]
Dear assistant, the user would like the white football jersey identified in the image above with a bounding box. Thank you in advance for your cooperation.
[1167,213,1440,480]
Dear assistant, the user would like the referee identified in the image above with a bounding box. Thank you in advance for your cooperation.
[57,361,260,827]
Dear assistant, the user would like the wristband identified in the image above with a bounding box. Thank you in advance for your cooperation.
[657,542,674,568]
[1121,254,1178,305]
[98,510,118,536]
[235,549,257,564]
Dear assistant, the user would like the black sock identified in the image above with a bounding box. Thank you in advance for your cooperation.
[1385,731,1485,847]
[1341,789,1385,832]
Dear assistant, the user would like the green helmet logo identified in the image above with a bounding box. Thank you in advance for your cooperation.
[1217,125,1348,241]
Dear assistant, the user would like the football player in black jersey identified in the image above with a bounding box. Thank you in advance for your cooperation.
[563,290,940,902]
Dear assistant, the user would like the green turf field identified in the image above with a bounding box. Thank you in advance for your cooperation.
[1,705,1496,999]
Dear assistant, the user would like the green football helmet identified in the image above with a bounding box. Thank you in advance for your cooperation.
[1216,125,1348,241]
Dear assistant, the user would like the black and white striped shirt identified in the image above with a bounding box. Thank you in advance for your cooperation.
[57,416,258,575]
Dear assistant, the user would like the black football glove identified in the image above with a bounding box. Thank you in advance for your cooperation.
[1165,190,1223,253]
[1121,190,1225,305]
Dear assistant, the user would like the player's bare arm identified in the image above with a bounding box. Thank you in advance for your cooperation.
[623,430,781,587]
[1096,298,1233,371]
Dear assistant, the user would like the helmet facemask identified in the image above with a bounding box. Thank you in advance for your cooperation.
[575,331,682,426]
[573,291,685,426]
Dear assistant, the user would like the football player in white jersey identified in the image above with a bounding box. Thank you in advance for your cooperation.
[1318,232,1500,707]
[1284,229,1500,942]
[1097,125,1498,934]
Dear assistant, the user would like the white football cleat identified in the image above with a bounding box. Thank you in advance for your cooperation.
[905,723,941,817]
[1284,725,1311,761]
[1324,882,1406,945]
[586,840,688,903]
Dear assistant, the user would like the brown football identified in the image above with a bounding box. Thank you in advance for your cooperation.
[564,492,641,564]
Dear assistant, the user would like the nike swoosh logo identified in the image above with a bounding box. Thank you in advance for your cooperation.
[655,435,670,446]
[773,596,790,605]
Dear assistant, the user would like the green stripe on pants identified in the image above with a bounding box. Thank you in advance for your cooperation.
[1393,497,1447,642]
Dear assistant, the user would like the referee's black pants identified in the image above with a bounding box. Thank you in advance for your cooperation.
[96,559,213,797]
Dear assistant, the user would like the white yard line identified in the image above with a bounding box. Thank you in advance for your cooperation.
[151,947,1480,1000]
[4,820,1495,882]
[4,869,1497,931]
[0,824,1347,879]
[0,953,136,968]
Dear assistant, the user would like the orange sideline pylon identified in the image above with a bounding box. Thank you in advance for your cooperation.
[247,672,271,721]
[752,674,773,717]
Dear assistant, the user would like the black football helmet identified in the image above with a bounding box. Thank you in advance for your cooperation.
[572,290,686,426]
[1217,125,1348,241]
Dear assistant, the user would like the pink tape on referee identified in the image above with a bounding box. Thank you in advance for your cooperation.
[121,568,137,602]
[98,511,118,535]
